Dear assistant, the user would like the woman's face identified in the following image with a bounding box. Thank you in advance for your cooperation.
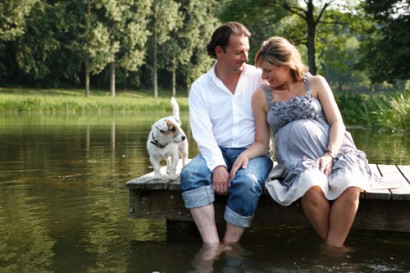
[259,60,290,89]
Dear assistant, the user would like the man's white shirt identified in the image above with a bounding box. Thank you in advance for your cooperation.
[188,63,263,171]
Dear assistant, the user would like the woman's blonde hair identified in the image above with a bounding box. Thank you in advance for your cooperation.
[255,36,308,82]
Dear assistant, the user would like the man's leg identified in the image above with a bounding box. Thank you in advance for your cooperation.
[223,223,244,244]
[224,153,273,242]
[190,204,220,244]
[181,155,219,244]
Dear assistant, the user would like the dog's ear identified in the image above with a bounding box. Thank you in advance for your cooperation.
[168,116,181,125]
[155,119,168,131]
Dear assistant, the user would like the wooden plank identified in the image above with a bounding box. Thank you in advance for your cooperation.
[128,187,410,233]
[378,164,410,200]
[126,162,410,233]
[128,189,192,221]
[398,165,410,182]
[169,180,182,191]
[126,176,150,190]
[126,161,410,201]
[126,159,188,190]
[354,199,410,232]
[364,164,391,200]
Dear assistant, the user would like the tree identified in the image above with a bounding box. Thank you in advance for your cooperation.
[218,0,285,64]
[359,0,410,83]
[0,0,38,41]
[6,1,71,84]
[148,0,181,97]
[220,0,362,75]
[104,0,152,97]
[158,0,220,96]
[314,7,372,91]
[81,0,152,97]
[81,1,118,96]
[278,0,337,75]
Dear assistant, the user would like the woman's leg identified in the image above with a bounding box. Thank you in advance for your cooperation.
[301,186,330,241]
[326,186,361,247]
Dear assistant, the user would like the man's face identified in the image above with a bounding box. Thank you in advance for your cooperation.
[216,34,249,73]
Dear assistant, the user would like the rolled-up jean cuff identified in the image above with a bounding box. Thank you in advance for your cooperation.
[224,205,254,228]
[181,185,214,209]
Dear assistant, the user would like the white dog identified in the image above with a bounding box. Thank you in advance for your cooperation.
[146,97,188,179]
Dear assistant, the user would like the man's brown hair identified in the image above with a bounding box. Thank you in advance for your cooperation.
[206,22,251,58]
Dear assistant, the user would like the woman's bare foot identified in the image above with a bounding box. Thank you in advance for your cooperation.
[320,243,352,257]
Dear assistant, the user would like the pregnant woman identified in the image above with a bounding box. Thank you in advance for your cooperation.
[230,36,380,250]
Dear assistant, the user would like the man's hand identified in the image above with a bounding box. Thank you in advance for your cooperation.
[213,166,230,195]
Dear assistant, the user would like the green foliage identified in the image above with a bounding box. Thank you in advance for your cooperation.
[336,91,410,133]
[218,0,287,63]
[0,0,408,92]
[174,0,220,88]
[110,0,152,72]
[359,0,410,83]
[83,0,153,75]
[14,2,63,80]
[0,0,39,41]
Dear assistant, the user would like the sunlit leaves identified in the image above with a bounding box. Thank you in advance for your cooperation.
[0,0,39,41]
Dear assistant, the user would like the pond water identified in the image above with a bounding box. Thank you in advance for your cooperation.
[0,113,409,273]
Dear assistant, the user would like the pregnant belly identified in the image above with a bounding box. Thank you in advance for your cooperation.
[275,119,329,161]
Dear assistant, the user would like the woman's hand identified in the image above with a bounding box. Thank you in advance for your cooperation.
[316,154,333,175]
[229,152,249,181]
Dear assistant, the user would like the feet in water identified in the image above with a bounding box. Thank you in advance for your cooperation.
[191,243,230,272]
[191,242,245,272]
[320,243,353,257]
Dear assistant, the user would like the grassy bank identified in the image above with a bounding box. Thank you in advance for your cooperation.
[0,87,189,114]
[0,87,408,132]
[336,92,410,133]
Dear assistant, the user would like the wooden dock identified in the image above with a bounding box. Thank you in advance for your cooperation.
[126,161,410,233]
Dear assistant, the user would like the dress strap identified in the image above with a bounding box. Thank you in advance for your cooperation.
[262,84,274,107]
[303,72,312,97]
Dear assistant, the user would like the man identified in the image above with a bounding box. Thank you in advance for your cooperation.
[180,22,273,245]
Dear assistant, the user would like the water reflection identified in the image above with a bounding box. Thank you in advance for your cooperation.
[127,225,410,272]
[0,114,409,272]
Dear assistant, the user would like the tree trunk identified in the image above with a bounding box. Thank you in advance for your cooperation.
[172,55,176,97]
[306,1,317,75]
[85,0,91,97]
[186,81,190,96]
[110,62,115,97]
[85,55,90,97]
[153,1,158,98]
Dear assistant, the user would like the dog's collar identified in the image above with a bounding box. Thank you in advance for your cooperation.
[151,133,167,148]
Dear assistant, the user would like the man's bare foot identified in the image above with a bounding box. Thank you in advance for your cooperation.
[191,243,231,272]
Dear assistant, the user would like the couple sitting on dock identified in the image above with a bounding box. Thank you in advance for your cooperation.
[179,21,385,251]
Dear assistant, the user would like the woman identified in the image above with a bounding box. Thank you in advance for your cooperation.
[230,36,379,249]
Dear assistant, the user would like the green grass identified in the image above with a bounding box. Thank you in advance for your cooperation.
[0,87,189,114]
[1,87,409,132]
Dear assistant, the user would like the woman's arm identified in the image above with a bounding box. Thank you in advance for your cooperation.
[230,88,271,179]
[311,75,346,174]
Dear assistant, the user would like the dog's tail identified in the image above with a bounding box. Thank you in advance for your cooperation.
[171,97,181,123]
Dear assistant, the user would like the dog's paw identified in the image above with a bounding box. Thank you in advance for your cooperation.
[153,172,163,179]
[168,174,179,180]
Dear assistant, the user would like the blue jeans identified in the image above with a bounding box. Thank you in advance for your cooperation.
[180,147,273,228]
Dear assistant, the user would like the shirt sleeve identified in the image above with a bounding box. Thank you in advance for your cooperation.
[189,83,226,171]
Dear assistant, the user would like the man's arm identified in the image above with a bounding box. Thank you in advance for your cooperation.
[189,85,226,171]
